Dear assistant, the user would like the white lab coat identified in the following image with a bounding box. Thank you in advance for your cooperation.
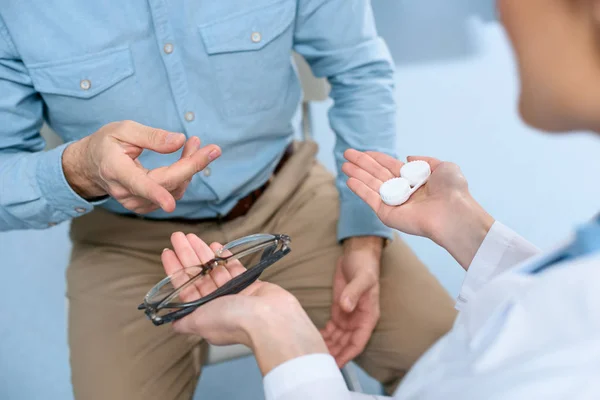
[263,222,600,400]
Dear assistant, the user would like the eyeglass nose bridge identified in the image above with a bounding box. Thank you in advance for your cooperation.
[156,262,220,309]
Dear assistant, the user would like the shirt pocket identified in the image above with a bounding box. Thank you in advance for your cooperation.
[198,0,296,117]
[27,46,135,136]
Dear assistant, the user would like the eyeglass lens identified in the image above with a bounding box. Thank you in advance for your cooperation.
[144,234,284,317]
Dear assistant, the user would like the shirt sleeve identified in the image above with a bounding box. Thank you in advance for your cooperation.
[0,15,104,231]
[456,221,540,310]
[263,353,390,400]
[293,0,396,242]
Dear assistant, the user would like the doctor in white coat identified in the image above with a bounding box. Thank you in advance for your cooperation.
[158,0,600,398]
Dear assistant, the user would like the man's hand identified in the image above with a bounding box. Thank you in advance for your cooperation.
[322,236,383,368]
[62,120,221,214]
[162,232,327,375]
[343,149,495,269]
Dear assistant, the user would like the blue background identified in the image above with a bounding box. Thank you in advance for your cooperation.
[2,1,600,399]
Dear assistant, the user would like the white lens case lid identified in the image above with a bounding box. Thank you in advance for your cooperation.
[379,160,431,206]
[379,177,411,206]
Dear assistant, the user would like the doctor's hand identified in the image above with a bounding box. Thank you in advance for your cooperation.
[343,150,495,270]
[161,232,327,375]
[63,120,221,214]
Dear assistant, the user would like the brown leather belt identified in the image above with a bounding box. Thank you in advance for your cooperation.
[218,143,293,222]
[126,143,294,224]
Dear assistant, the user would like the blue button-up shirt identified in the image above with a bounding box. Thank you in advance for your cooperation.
[0,0,396,241]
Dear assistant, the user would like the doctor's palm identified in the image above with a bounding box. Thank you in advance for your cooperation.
[161,232,302,348]
[342,150,470,240]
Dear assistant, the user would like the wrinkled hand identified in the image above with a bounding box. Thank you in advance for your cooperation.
[322,237,382,368]
[161,233,326,375]
[63,120,221,214]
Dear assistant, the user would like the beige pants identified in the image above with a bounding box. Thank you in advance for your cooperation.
[67,142,457,400]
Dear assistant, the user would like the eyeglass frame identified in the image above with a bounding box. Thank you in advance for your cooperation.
[138,234,291,326]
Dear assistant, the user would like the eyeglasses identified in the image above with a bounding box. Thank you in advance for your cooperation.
[138,233,291,326]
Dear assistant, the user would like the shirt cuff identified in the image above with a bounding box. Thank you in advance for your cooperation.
[338,196,393,242]
[263,354,347,400]
[35,142,107,222]
[456,221,540,310]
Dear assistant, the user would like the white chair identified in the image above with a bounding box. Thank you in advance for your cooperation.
[44,52,363,392]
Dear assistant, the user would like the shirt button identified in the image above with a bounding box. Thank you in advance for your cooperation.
[80,79,91,90]
[48,222,57,227]
[203,167,211,177]
[163,43,174,54]
[251,32,262,43]
[75,207,87,213]
[184,111,195,122]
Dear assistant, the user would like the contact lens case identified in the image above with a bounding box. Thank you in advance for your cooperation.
[379,160,431,206]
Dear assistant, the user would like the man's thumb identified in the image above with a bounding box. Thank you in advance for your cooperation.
[340,275,372,313]
[118,122,186,154]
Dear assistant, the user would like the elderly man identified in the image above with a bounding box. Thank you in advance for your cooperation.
[0,1,455,399]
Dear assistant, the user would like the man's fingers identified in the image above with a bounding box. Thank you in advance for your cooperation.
[330,325,344,343]
[343,149,395,182]
[345,325,374,365]
[364,151,405,176]
[115,121,186,154]
[133,204,160,214]
[171,185,189,201]
[130,173,176,212]
[181,136,201,159]
[406,155,442,170]
[329,342,343,359]
[336,329,372,368]
[342,162,383,193]
[346,178,382,213]
[156,145,221,191]
[339,332,351,350]
[322,321,336,338]
[335,344,361,368]
[114,161,176,212]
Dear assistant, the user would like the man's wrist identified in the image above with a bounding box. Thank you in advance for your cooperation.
[62,139,105,199]
[343,235,385,256]
[432,193,495,270]
[243,299,327,376]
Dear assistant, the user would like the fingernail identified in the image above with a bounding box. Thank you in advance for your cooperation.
[166,133,184,144]
[208,149,220,161]
[162,248,169,253]
[343,297,354,311]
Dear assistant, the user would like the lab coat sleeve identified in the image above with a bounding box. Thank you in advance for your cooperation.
[456,221,540,310]
[263,354,390,400]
